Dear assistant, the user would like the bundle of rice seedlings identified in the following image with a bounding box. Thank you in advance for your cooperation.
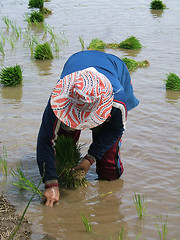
[165,73,180,90]
[122,57,149,71]
[40,7,52,15]
[0,64,22,86]
[150,0,166,9]
[29,11,44,22]
[87,38,106,51]
[119,36,142,49]
[28,0,44,9]
[34,42,53,60]
[55,135,87,188]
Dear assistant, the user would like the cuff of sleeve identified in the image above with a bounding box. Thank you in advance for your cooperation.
[45,180,59,189]
[84,154,96,165]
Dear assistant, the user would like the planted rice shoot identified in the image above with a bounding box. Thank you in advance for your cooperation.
[81,213,92,233]
[34,42,53,60]
[122,57,149,71]
[8,164,45,240]
[55,135,87,188]
[0,146,8,178]
[110,227,124,240]
[165,73,180,90]
[0,64,22,86]
[11,161,43,197]
[133,192,147,219]
[88,38,106,51]
[2,16,12,29]
[0,42,5,56]
[29,11,44,22]
[79,35,85,50]
[150,0,166,10]
[155,216,168,240]
[107,36,142,50]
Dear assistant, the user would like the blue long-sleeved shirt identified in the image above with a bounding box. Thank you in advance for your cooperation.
[37,50,139,182]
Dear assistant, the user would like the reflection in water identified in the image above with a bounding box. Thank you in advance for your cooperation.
[35,59,53,76]
[120,48,142,58]
[1,85,22,102]
[165,89,180,104]
[150,9,164,18]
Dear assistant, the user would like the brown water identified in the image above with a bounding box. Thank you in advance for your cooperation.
[0,0,180,239]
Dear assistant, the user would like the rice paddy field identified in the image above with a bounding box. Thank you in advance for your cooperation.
[0,0,180,239]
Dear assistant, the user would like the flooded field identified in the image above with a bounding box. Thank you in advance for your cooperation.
[0,0,180,239]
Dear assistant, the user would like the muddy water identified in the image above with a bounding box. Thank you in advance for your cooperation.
[0,0,180,239]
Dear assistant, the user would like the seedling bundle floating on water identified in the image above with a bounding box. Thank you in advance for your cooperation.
[55,135,87,188]
[165,73,180,91]
[88,38,106,51]
[29,11,44,22]
[0,64,22,86]
[122,57,149,71]
[150,0,166,10]
[107,36,142,50]
[28,0,51,15]
[34,42,53,60]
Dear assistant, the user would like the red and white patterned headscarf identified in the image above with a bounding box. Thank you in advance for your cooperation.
[50,67,113,130]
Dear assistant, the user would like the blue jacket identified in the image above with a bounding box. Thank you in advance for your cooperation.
[37,50,139,182]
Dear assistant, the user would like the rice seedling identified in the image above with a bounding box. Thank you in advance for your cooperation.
[28,0,44,10]
[122,57,149,71]
[81,213,92,233]
[0,64,22,86]
[88,38,106,51]
[79,35,85,50]
[150,0,166,10]
[107,36,142,50]
[2,16,12,29]
[8,164,45,240]
[55,135,87,188]
[155,216,168,240]
[24,32,39,54]
[0,41,5,56]
[0,146,8,178]
[133,192,147,219]
[34,42,53,60]
[29,11,44,23]
[11,161,43,197]
[7,36,16,49]
[110,227,124,240]
[10,23,22,38]
[164,73,180,91]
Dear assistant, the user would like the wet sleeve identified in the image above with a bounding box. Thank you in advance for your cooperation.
[36,99,61,182]
[88,107,125,161]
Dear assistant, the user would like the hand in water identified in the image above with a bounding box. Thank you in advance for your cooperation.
[42,187,60,207]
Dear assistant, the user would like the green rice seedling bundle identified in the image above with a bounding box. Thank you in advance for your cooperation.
[119,36,142,49]
[40,7,52,15]
[150,0,166,10]
[0,64,22,86]
[122,57,149,71]
[34,42,53,60]
[29,11,44,22]
[55,135,87,188]
[88,38,106,51]
[28,0,44,9]
[11,161,43,197]
[165,73,180,90]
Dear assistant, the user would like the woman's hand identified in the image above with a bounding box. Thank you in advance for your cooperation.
[42,187,60,207]
[72,158,92,174]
